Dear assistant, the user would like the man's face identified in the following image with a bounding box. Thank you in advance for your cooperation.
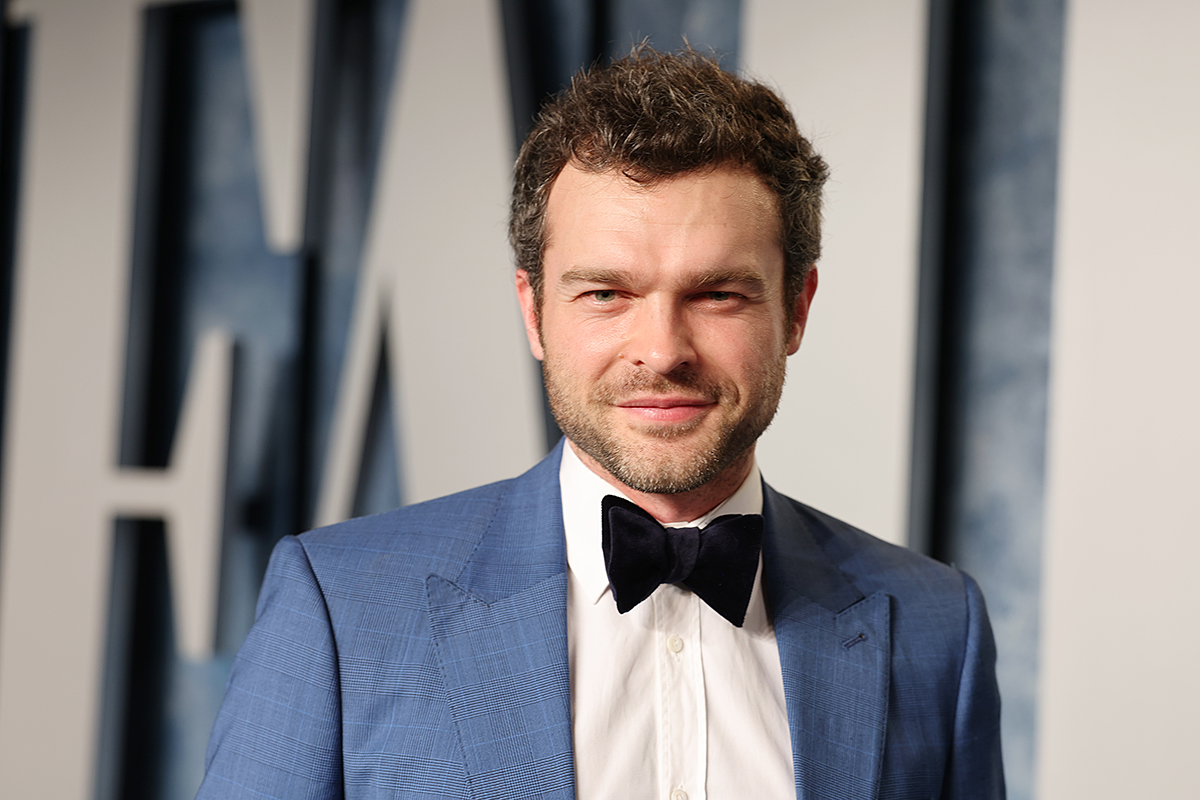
[516,164,816,496]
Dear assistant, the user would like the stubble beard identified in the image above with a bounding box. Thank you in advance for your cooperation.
[543,354,787,495]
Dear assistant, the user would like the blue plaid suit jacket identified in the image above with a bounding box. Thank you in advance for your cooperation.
[199,442,1003,799]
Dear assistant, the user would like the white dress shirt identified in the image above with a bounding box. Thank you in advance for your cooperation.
[561,444,795,800]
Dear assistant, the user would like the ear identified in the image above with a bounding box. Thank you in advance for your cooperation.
[786,267,818,356]
[515,269,545,361]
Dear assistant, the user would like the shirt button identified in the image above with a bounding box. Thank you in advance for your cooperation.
[671,790,688,800]
[666,634,684,653]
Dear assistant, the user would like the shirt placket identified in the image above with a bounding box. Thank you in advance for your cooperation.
[653,585,706,800]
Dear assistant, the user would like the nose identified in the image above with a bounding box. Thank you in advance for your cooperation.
[622,299,696,375]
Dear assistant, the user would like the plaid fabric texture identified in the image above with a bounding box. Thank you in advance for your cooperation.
[199,442,1003,799]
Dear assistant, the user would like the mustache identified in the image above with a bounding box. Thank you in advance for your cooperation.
[592,367,722,404]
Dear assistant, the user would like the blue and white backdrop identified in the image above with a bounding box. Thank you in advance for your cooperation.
[0,1,1195,799]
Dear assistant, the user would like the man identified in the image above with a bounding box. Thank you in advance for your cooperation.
[199,48,1003,799]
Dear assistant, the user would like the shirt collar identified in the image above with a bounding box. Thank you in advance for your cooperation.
[559,441,764,605]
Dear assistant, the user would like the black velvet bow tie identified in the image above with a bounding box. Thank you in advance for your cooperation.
[600,495,764,627]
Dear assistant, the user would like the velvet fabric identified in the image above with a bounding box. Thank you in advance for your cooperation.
[600,495,764,626]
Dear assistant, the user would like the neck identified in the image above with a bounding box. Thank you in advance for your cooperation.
[567,440,756,523]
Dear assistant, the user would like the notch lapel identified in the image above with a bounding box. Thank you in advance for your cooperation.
[425,444,576,800]
[763,486,891,800]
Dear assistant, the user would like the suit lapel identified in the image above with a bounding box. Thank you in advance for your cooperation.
[763,486,891,800]
[424,455,892,800]
[426,444,576,800]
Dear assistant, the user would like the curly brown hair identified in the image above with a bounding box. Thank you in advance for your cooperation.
[510,45,828,313]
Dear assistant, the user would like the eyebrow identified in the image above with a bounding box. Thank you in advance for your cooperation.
[558,266,770,293]
[559,267,630,286]
[690,268,769,292]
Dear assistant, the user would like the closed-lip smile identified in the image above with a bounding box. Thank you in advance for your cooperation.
[615,395,716,423]
[616,395,713,408]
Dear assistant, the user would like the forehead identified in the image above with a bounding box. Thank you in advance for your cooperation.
[542,164,783,283]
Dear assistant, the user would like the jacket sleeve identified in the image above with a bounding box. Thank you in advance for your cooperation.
[196,535,343,799]
[942,572,1006,799]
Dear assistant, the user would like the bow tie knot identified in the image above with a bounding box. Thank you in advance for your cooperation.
[656,525,700,585]
[601,495,763,627]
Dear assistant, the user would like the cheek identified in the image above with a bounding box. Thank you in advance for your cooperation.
[699,319,786,366]
[697,323,790,401]
[543,314,628,366]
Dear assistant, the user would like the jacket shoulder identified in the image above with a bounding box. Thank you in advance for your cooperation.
[285,477,517,598]
[779,492,968,601]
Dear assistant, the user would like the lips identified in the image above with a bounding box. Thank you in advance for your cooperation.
[616,395,714,409]
[615,395,717,424]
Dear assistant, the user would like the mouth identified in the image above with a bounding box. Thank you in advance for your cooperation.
[614,395,717,424]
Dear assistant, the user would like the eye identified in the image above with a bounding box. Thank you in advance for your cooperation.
[692,290,750,311]
[701,291,747,304]
[588,289,620,303]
